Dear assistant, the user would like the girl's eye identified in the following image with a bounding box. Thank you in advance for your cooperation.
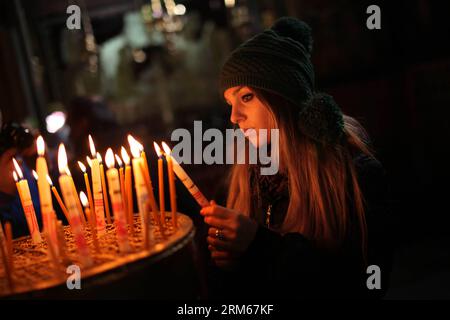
[241,93,254,102]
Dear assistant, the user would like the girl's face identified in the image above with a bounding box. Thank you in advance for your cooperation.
[224,86,274,147]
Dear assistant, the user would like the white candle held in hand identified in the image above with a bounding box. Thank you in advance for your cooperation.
[161,142,209,208]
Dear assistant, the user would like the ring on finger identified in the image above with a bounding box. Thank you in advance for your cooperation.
[215,228,225,241]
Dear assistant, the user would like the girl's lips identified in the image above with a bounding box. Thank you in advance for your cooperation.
[241,128,255,136]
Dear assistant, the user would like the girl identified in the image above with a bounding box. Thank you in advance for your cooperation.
[200,17,392,299]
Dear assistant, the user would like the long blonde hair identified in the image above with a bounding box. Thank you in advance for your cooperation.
[226,88,373,256]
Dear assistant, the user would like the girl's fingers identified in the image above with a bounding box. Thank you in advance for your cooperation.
[211,250,231,259]
[207,227,231,239]
[207,236,233,251]
[204,216,230,230]
[200,204,230,219]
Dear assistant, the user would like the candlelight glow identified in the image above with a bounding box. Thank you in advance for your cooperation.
[88,135,96,157]
[37,136,45,156]
[224,0,236,8]
[105,148,115,169]
[13,171,18,182]
[57,144,68,174]
[65,167,72,177]
[32,170,38,180]
[45,111,66,133]
[161,142,172,156]
[96,152,102,163]
[78,161,87,173]
[86,156,92,168]
[137,140,144,151]
[121,147,130,165]
[154,142,162,158]
[174,4,186,15]
[128,135,143,152]
[80,191,88,208]
[115,154,123,167]
[12,158,23,179]
[128,136,141,159]
[46,175,53,186]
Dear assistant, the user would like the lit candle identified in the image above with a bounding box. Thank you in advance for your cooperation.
[58,144,92,266]
[121,147,133,227]
[88,135,106,235]
[12,159,42,244]
[35,136,54,232]
[115,154,127,218]
[97,152,112,225]
[65,167,86,225]
[80,191,99,253]
[162,142,209,208]
[128,136,159,219]
[78,161,94,214]
[105,149,131,253]
[154,142,166,225]
[160,143,178,228]
[86,156,92,169]
[32,170,59,256]
[128,137,149,229]
[47,175,70,223]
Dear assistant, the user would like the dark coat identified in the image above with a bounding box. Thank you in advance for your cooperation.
[207,153,393,299]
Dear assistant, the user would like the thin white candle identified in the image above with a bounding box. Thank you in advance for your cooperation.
[105,148,130,253]
[88,135,106,235]
[58,144,92,266]
[161,142,209,208]
[12,158,42,244]
[36,136,54,232]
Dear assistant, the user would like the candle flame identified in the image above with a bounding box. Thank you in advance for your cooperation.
[12,158,23,179]
[96,152,102,163]
[137,141,144,152]
[37,135,45,156]
[79,191,88,208]
[88,135,96,157]
[86,156,92,168]
[46,174,53,186]
[65,167,72,177]
[105,148,115,169]
[13,171,18,182]
[154,142,162,158]
[78,161,86,173]
[121,147,130,165]
[32,170,38,180]
[115,154,123,167]
[128,136,141,159]
[128,134,143,152]
[57,144,68,174]
[161,142,172,156]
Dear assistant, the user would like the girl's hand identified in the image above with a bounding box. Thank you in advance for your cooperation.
[200,200,258,259]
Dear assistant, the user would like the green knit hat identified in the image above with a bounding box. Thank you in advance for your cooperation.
[219,17,344,145]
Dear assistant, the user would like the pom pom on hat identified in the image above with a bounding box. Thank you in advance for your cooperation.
[271,17,313,55]
[298,92,344,144]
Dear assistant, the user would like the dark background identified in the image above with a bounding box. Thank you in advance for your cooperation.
[0,0,449,299]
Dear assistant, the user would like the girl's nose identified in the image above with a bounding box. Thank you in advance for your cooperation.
[230,104,245,124]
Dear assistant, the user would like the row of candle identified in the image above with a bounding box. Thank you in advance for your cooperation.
[7,134,210,269]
